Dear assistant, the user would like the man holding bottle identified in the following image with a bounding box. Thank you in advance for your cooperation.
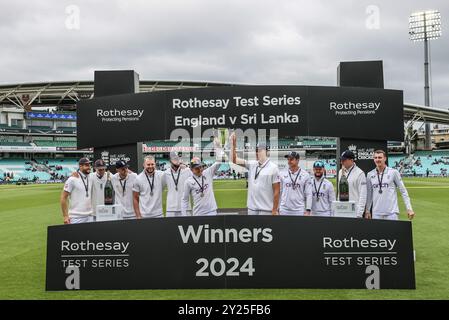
[337,150,367,218]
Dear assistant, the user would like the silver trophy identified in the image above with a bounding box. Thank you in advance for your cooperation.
[214,128,230,161]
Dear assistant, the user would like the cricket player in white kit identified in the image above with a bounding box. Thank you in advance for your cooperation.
[365,150,415,220]
[230,133,280,215]
[279,151,312,216]
[165,152,192,217]
[310,161,335,217]
[133,155,166,218]
[182,158,220,216]
[112,160,138,219]
[338,150,367,218]
[60,157,94,224]
[90,159,108,212]
[70,158,107,221]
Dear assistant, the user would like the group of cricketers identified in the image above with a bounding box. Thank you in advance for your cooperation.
[61,132,415,224]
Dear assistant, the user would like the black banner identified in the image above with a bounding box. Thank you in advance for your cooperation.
[46,216,415,290]
[77,86,404,149]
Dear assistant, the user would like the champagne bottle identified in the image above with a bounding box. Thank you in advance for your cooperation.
[104,171,115,205]
[339,174,349,202]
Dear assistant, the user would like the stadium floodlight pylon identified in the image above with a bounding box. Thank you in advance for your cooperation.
[409,10,442,151]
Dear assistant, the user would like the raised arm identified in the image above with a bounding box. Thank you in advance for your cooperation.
[230,132,246,167]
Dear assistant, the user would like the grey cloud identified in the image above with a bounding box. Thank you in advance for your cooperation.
[0,0,448,109]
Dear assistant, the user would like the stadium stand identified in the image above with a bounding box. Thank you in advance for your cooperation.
[0,136,31,146]
[33,140,77,147]
[390,151,449,177]
[37,158,79,178]
[0,141,31,146]
[0,159,51,182]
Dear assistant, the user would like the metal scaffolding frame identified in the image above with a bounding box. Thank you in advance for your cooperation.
[0,80,234,108]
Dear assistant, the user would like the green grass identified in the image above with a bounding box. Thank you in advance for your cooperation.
[1,178,449,299]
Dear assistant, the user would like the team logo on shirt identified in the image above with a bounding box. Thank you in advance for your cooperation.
[312,191,326,198]
[283,173,307,190]
[285,182,301,189]
[372,183,389,189]
[192,183,210,195]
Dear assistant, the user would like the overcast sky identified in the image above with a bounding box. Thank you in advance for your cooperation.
[0,0,448,108]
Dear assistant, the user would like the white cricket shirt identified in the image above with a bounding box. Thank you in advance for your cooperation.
[311,176,335,216]
[90,172,107,210]
[182,162,220,216]
[338,164,367,217]
[164,167,192,212]
[63,172,93,217]
[132,170,166,217]
[366,166,413,216]
[245,159,280,212]
[279,168,312,214]
[112,172,138,218]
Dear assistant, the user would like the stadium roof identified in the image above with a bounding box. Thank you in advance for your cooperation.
[404,103,449,125]
[1,81,449,125]
[0,80,235,108]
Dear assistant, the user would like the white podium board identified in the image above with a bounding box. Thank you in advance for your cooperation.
[96,204,123,221]
[332,201,357,218]
[217,212,240,216]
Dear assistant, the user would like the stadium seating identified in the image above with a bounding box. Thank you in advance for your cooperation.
[0,159,51,181]
[301,139,337,147]
[27,126,52,131]
[0,141,31,146]
[33,140,77,147]
[0,136,31,146]
[389,151,449,176]
[37,158,78,177]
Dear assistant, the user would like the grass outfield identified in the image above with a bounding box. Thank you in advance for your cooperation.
[1,178,448,299]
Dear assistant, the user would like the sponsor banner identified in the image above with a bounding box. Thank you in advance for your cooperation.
[0,146,56,152]
[77,86,404,149]
[46,216,415,290]
[0,127,76,135]
[326,169,337,177]
[142,144,198,153]
[26,112,77,120]
[56,147,92,152]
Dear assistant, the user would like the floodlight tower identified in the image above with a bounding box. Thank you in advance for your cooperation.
[409,10,442,150]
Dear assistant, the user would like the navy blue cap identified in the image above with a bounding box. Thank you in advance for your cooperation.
[78,157,91,165]
[115,160,128,169]
[94,159,107,168]
[340,150,355,160]
[284,151,300,159]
